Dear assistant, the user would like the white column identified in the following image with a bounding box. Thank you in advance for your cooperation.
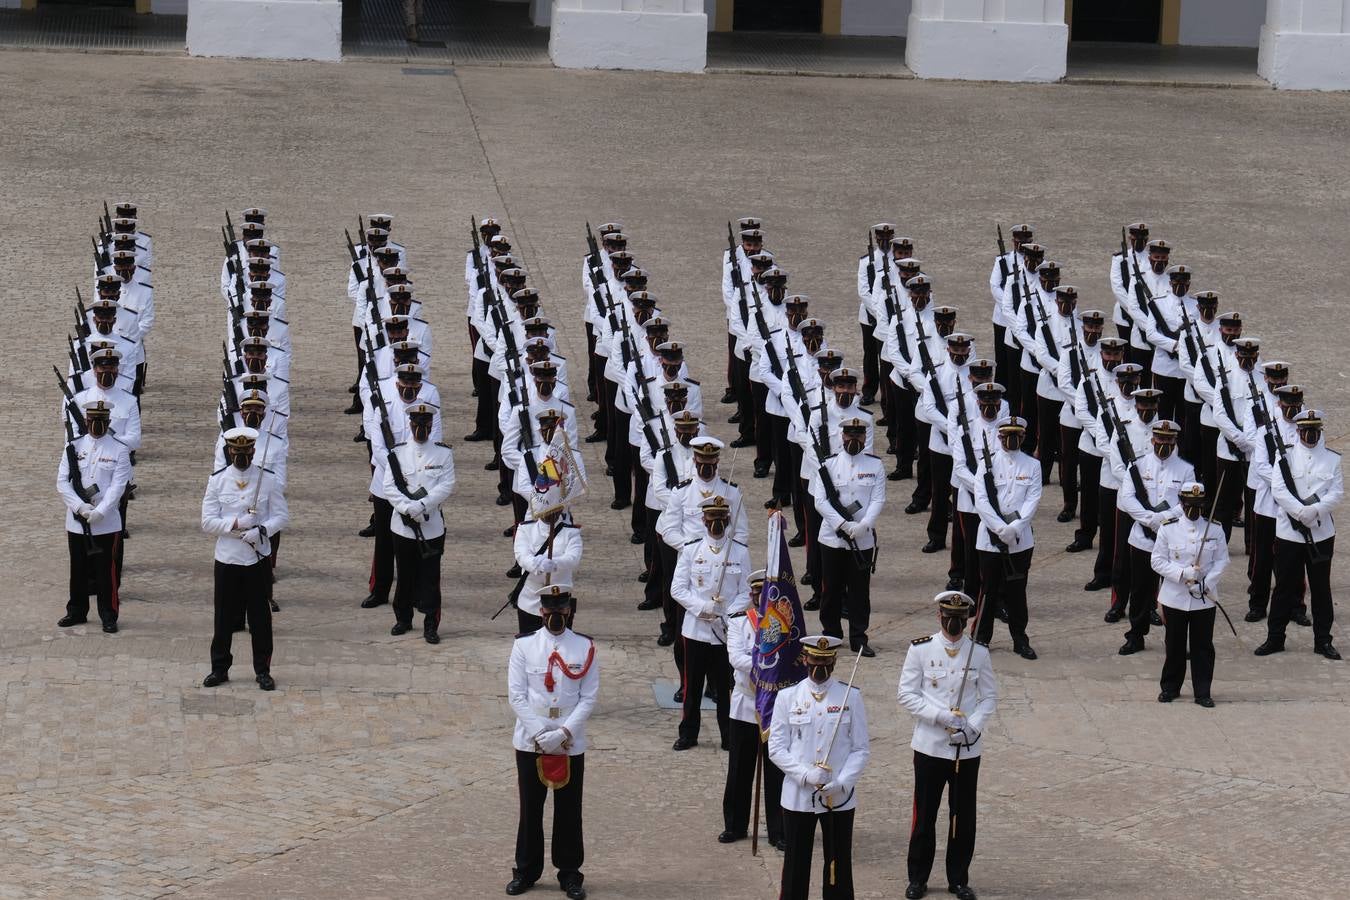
[549,0,707,73]
[187,0,342,61]
[1258,0,1350,89]
[531,0,553,26]
[905,0,1067,82]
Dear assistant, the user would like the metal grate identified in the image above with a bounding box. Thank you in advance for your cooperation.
[344,0,551,66]
[707,33,912,78]
[0,7,185,53]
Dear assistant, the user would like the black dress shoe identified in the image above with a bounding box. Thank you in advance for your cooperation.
[604,465,614,476]
[728,412,742,424]
[753,464,771,479]
[630,532,645,545]
[1118,637,1144,656]
[788,532,805,547]
[860,395,875,406]
[801,572,815,587]
[1083,575,1110,591]
[877,417,890,427]
[358,523,378,538]
[1065,537,1093,553]
[672,737,697,751]
[1014,643,1037,660]
[763,497,779,510]
[1157,690,1175,703]
[672,688,684,703]
[202,671,229,688]
[657,632,674,647]
[637,571,649,583]
[773,837,788,852]
[486,459,500,471]
[1293,611,1313,627]
[256,673,276,691]
[391,621,412,636]
[57,615,87,628]
[610,498,630,510]
[360,593,388,609]
[720,388,737,404]
[424,631,440,644]
[504,875,534,895]
[905,883,927,899]
[1150,609,1163,626]
[904,501,928,515]
[503,525,516,538]
[887,469,905,481]
[717,830,743,844]
[506,564,523,579]
[1056,507,1076,523]
[858,644,876,658]
[894,466,913,480]
[348,383,359,394]
[949,885,977,900]
[563,883,586,900]
[1253,639,1285,656]
[1315,642,1342,660]
[1194,696,1216,708]
[730,436,755,448]
[945,578,963,592]
[1103,605,1124,622]
[803,595,820,611]
[994,607,1008,623]
[343,398,362,414]
[1244,609,1266,622]
[352,430,367,443]
[462,430,491,442]
[585,392,597,403]
[102,622,118,634]
[637,597,661,611]
[584,431,605,443]
[921,539,945,554]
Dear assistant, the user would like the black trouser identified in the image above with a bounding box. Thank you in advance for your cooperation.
[66,531,119,625]
[790,447,808,537]
[927,452,953,545]
[1019,370,1040,456]
[804,488,823,588]
[908,750,981,889]
[116,490,129,580]
[780,807,855,900]
[1247,513,1280,615]
[955,510,981,601]
[1126,546,1160,640]
[352,325,364,389]
[882,370,899,453]
[517,608,543,634]
[947,499,964,585]
[1035,396,1062,489]
[1107,498,1132,612]
[392,532,444,633]
[1058,423,1081,513]
[820,543,871,650]
[659,541,685,677]
[631,465,648,535]
[679,638,730,745]
[992,324,1009,393]
[733,350,755,443]
[584,323,599,401]
[724,718,784,842]
[1129,344,1152,384]
[1154,373,1184,423]
[369,496,396,601]
[860,318,879,401]
[643,507,664,610]
[513,750,585,889]
[1200,425,1221,514]
[1002,344,1022,423]
[752,382,772,467]
[1161,605,1216,699]
[771,414,793,501]
[1078,452,1101,545]
[472,357,494,435]
[1181,399,1203,469]
[1270,536,1335,645]
[911,424,933,507]
[1212,458,1247,544]
[602,379,619,469]
[609,410,632,504]
[211,560,272,676]
[894,383,919,470]
[975,548,1031,647]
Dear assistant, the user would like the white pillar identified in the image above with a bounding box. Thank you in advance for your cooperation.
[905,0,1067,82]
[549,0,707,73]
[531,0,553,26]
[1258,0,1350,89]
[187,0,342,61]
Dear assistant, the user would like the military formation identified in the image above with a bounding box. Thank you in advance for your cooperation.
[51,207,1343,900]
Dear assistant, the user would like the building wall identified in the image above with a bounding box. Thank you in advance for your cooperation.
[1179,0,1265,46]
[841,0,909,36]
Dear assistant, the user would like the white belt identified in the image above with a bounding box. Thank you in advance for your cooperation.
[532,704,575,720]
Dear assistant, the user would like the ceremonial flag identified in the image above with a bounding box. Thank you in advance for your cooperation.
[752,511,808,738]
[533,430,587,515]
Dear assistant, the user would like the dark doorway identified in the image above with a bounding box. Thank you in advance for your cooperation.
[733,0,821,33]
[1070,0,1161,43]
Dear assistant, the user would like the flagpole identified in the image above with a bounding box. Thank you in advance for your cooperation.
[751,740,763,857]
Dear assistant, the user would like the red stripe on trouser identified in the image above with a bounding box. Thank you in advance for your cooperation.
[368,551,376,592]
[679,635,690,713]
[951,506,965,576]
[1108,509,1121,610]
[110,534,121,613]
[910,795,919,837]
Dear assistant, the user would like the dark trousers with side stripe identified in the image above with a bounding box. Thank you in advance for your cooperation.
[907,750,980,888]
[1161,605,1216,699]
[1106,496,1131,612]
[679,638,729,746]
[393,533,444,633]
[369,497,396,601]
[1077,451,1101,546]
[67,531,119,625]
[723,718,784,842]
[211,560,272,676]
[860,318,879,401]
[927,452,953,547]
[780,807,855,900]
[1126,546,1160,640]
[513,750,584,889]
[1269,537,1335,645]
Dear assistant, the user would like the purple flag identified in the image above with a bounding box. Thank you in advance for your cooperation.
[752,511,808,738]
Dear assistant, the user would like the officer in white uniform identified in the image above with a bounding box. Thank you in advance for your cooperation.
[1151,483,1229,706]
[57,401,132,632]
[670,495,750,751]
[898,592,998,900]
[506,586,597,900]
[200,427,289,691]
[382,403,456,643]
[512,485,583,635]
[768,635,870,900]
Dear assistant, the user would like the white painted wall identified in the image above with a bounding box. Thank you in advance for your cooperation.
[1178,0,1264,47]
[907,0,1067,81]
[550,0,707,72]
[187,0,341,61]
[531,0,553,27]
[841,0,909,36]
[1259,0,1350,89]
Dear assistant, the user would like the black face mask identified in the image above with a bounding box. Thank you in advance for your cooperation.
[398,382,419,402]
[88,418,110,438]
[1000,435,1023,453]
[536,380,554,399]
[410,419,433,443]
[695,461,717,481]
[941,616,967,639]
[836,391,855,408]
[808,664,832,684]
[95,367,117,389]
[677,430,696,447]
[706,518,727,539]
[543,610,568,635]
[1154,442,1175,460]
[540,422,558,443]
[242,410,264,429]
[230,447,254,471]
[843,435,865,456]
[245,355,266,374]
[94,317,115,335]
[979,402,1000,421]
[1183,503,1203,521]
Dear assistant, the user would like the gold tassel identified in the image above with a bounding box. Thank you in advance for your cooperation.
[829,861,836,886]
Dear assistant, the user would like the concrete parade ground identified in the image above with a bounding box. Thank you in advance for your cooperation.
[2,48,1349,899]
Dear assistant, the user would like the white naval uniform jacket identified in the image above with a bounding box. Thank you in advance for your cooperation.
[382,440,456,541]
[768,677,871,813]
[898,632,998,760]
[671,535,751,645]
[971,447,1041,553]
[726,609,758,725]
[57,433,132,536]
[72,384,142,452]
[811,450,886,551]
[1151,515,1230,612]
[1117,453,1195,552]
[656,475,750,549]
[509,627,599,756]
[948,405,1007,515]
[513,519,583,617]
[1269,439,1343,544]
[201,462,288,564]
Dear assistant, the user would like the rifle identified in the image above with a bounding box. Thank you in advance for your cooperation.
[1113,412,1170,539]
[978,430,1023,581]
[1118,228,1134,322]
[344,228,366,282]
[726,222,751,330]
[748,281,785,380]
[812,428,872,571]
[64,417,101,556]
[911,299,949,418]
[1131,253,1179,347]
[1248,370,1323,558]
[812,392,832,460]
[74,287,91,340]
[66,337,87,393]
[224,209,237,245]
[585,223,616,324]
[865,230,877,293]
[1066,314,1083,389]
[953,384,979,478]
[471,217,489,291]
[93,235,110,272]
[363,333,434,558]
[879,251,912,366]
[1184,308,1241,458]
[102,200,113,239]
[784,341,814,430]
[56,366,87,435]
[364,257,388,350]
[995,224,1011,289]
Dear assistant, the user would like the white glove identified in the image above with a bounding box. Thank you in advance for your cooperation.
[407,500,427,518]
[85,506,105,525]
[797,769,819,788]
[240,527,263,548]
[235,512,258,530]
[997,523,1019,545]
[949,725,980,747]
[536,729,567,754]
[534,557,557,574]
[1181,566,1200,583]
[76,502,96,519]
[846,521,867,540]
[937,709,964,730]
[1295,505,1319,526]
